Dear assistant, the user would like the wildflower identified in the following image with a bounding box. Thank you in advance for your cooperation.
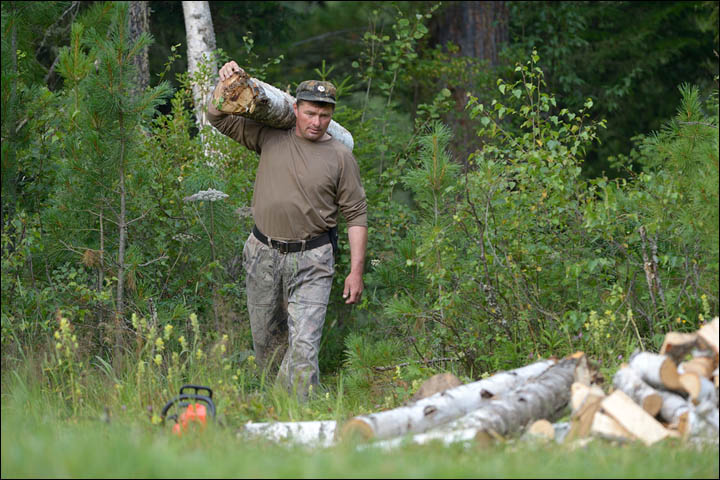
[179,335,188,351]
[196,348,204,360]
[164,324,174,340]
[183,188,229,203]
[154,354,162,366]
[155,337,165,351]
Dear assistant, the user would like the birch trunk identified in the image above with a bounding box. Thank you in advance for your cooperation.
[213,70,355,151]
[339,359,555,440]
[240,420,337,448]
[182,1,217,128]
[438,356,580,435]
[612,366,663,416]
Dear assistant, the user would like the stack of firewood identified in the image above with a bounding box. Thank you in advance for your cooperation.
[237,317,718,449]
[561,316,719,446]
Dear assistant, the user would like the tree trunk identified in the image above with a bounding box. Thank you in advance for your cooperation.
[240,420,337,448]
[128,1,150,97]
[438,355,580,435]
[182,1,217,128]
[427,1,509,164]
[213,70,355,151]
[338,359,555,441]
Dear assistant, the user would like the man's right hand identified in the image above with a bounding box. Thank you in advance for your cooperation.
[219,61,245,82]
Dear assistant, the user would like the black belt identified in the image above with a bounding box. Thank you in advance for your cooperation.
[252,225,331,253]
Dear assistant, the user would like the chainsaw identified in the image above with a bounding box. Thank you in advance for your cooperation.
[161,384,216,436]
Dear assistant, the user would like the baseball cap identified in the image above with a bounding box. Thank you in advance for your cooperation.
[296,80,336,104]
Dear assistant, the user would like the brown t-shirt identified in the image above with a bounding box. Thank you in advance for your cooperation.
[207,105,367,241]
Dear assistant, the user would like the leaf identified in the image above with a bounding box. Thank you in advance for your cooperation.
[512,89,522,99]
[498,84,506,94]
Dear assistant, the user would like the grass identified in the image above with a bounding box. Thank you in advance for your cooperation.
[2,367,718,479]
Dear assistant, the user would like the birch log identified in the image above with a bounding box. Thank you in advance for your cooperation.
[338,359,555,441]
[679,356,715,379]
[612,366,663,416]
[659,332,697,364]
[433,356,580,436]
[212,70,355,151]
[628,351,682,392]
[239,420,337,448]
[658,389,691,429]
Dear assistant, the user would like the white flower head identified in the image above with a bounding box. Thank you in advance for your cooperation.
[183,188,229,203]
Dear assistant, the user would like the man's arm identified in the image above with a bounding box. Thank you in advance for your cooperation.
[343,225,367,304]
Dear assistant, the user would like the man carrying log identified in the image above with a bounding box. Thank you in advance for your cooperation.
[207,61,368,400]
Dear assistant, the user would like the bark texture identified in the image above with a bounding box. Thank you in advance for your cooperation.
[612,366,663,416]
[241,420,337,448]
[338,359,555,440]
[182,1,217,128]
[437,356,579,435]
[128,1,149,97]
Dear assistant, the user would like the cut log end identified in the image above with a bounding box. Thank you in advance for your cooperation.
[659,357,682,391]
[678,372,701,404]
[641,393,662,417]
[527,419,555,440]
[337,418,374,442]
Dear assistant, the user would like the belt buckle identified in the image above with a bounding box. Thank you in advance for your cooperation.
[276,241,290,254]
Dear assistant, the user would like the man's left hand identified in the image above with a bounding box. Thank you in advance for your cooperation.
[343,271,363,304]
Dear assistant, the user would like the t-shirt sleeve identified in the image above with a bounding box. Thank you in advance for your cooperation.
[207,100,269,153]
[337,150,367,228]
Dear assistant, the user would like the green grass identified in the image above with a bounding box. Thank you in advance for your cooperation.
[2,381,718,479]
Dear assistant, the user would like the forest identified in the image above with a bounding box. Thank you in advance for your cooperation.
[1,1,718,477]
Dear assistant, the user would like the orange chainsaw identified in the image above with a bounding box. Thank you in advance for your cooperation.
[161,384,216,436]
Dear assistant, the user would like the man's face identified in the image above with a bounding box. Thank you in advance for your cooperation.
[293,101,333,141]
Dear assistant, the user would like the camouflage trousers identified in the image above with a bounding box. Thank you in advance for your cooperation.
[242,232,334,400]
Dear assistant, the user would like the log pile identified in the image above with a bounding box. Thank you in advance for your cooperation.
[563,316,719,446]
[237,317,719,449]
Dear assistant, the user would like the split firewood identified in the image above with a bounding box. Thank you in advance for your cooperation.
[628,351,683,392]
[564,382,605,442]
[696,317,719,361]
[212,70,354,151]
[239,420,337,447]
[590,411,635,443]
[678,372,718,406]
[435,355,582,438]
[612,366,662,416]
[679,356,714,379]
[659,332,698,364]
[338,359,555,441]
[601,390,670,446]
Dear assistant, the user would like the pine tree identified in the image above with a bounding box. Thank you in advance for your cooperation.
[53,2,171,365]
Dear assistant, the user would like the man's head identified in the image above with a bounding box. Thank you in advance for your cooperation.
[293,80,337,141]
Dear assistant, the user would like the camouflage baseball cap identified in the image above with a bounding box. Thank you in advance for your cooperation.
[296,80,336,104]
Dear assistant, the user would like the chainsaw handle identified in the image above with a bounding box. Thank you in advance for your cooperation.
[179,384,213,399]
[161,393,216,423]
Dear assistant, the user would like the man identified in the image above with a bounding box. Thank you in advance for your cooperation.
[207,61,368,399]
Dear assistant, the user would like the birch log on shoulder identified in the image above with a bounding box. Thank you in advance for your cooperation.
[437,355,581,436]
[239,420,337,447]
[338,359,555,441]
[612,366,663,416]
[628,351,683,392]
[212,70,354,151]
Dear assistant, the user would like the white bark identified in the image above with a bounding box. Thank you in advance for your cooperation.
[182,1,218,128]
[628,351,682,392]
[612,366,663,416]
[339,359,555,440]
[435,356,578,435]
[213,71,355,151]
[239,420,337,448]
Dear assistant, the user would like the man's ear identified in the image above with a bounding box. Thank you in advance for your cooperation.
[293,102,298,116]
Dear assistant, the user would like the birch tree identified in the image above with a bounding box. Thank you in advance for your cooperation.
[182,1,217,129]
